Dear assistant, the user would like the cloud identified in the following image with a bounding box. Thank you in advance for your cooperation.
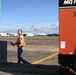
[0,22,59,34]
[49,25,59,34]
[34,26,44,31]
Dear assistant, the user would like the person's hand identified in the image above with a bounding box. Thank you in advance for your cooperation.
[9,42,15,46]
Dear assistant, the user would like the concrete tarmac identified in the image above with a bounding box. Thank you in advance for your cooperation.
[0,36,59,75]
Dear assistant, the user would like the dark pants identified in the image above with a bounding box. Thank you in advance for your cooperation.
[17,46,30,64]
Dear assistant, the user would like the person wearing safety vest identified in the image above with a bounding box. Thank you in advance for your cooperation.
[10,29,30,64]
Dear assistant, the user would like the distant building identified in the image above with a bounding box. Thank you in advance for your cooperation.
[10,33,18,36]
[26,33,34,36]
[36,33,46,36]
[0,33,7,36]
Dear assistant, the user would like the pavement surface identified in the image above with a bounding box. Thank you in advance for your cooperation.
[0,36,59,75]
[0,63,59,75]
[7,45,58,65]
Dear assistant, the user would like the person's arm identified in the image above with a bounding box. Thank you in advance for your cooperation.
[10,42,16,46]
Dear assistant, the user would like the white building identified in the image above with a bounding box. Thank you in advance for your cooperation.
[10,33,18,36]
[36,33,46,36]
[0,33,7,36]
[26,33,34,36]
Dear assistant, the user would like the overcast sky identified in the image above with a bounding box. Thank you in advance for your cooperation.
[0,0,58,34]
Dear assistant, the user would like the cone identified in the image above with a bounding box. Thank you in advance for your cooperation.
[42,42,44,46]
[69,69,73,72]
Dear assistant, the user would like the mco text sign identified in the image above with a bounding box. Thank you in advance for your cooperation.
[59,0,76,8]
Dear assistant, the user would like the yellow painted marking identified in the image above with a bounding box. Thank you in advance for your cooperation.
[32,53,58,64]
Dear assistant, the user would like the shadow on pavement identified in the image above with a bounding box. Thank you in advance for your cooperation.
[0,62,59,75]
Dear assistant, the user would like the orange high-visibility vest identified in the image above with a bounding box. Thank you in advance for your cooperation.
[16,36,26,46]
